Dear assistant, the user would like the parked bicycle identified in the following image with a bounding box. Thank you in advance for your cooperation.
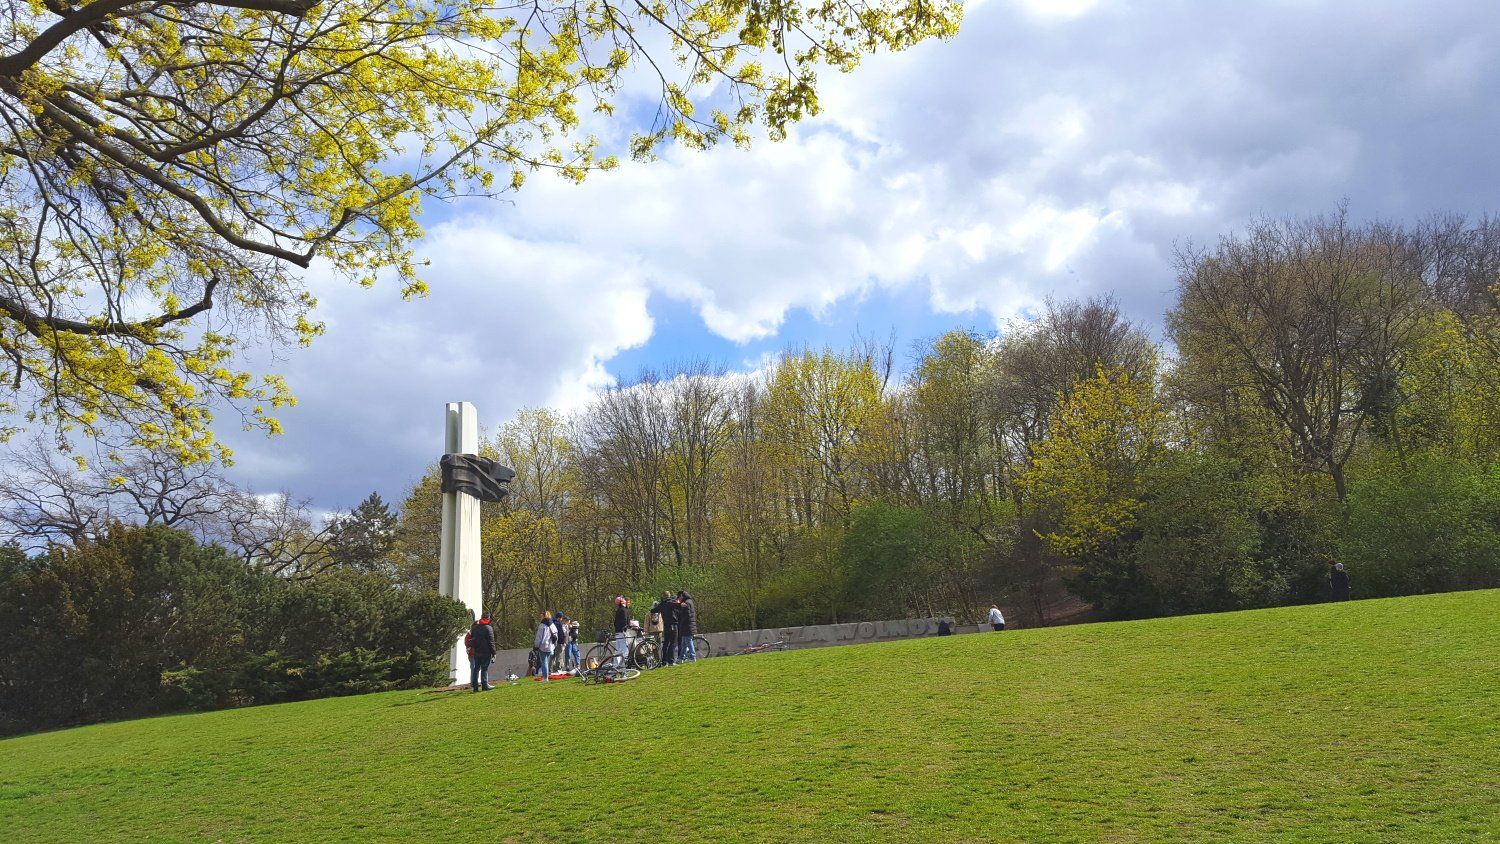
[580,661,640,685]
[673,634,711,662]
[584,630,660,671]
[734,640,789,656]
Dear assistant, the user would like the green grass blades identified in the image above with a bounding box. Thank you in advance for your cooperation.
[2,590,1497,842]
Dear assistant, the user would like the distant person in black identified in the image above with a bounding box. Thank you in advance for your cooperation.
[1330,563,1352,601]
[936,618,953,636]
[551,612,570,671]
[612,596,631,667]
[654,592,678,666]
[676,591,699,662]
[468,612,496,692]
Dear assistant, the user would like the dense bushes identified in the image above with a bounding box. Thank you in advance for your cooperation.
[1336,452,1500,598]
[0,525,469,736]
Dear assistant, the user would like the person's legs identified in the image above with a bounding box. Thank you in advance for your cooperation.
[684,636,697,663]
[479,660,491,690]
[614,633,627,667]
[567,642,579,670]
[662,631,677,665]
[470,659,480,692]
[537,649,551,680]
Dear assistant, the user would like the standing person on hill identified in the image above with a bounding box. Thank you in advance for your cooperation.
[676,590,698,663]
[646,596,666,638]
[612,596,631,667]
[566,619,581,673]
[653,592,677,666]
[534,611,557,681]
[988,604,1006,631]
[468,612,496,693]
[1330,563,1352,602]
[551,612,569,671]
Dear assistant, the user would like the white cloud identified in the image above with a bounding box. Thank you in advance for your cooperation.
[1011,0,1104,21]
[217,0,1500,507]
[218,228,653,505]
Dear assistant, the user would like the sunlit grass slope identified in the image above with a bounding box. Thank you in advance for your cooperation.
[2,590,1497,842]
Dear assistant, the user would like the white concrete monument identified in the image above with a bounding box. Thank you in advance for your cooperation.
[437,402,484,683]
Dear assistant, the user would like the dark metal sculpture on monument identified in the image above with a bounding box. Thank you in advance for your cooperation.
[439,453,515,503]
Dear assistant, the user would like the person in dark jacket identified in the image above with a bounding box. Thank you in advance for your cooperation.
[468,613,497,692]
[612,596,631,667]
[654,592,678,666]
[534,611,557,681]
[936,618,953,636]
[1330,562,1352,601]
[552,613,570,670]
[675,590,698,663]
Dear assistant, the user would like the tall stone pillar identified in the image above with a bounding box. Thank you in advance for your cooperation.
[438,402,483,683]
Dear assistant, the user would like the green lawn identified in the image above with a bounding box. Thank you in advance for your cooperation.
[2,590,1497,842]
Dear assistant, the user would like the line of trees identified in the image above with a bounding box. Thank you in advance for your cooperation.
[3,209,1497,657]
[0,525,469,735]
[377,211,1500,646]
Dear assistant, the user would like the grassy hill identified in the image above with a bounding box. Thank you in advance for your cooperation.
[2,590,1497,843]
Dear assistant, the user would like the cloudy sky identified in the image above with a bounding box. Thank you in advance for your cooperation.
[219,0,1500,511]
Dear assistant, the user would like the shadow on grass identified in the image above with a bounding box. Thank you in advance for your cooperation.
[388,687,471,708]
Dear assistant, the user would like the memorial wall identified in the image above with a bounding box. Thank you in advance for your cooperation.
[486,616,978,677]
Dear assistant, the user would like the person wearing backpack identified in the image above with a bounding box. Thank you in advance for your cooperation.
[650,592,674,666]
[468,612,497,693]
[534,611,558,681]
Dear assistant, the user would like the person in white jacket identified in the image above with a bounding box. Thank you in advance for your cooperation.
[988,605,1006,631]
[534,612,558,681]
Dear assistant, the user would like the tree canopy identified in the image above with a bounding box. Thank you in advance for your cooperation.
[0,0,960,461]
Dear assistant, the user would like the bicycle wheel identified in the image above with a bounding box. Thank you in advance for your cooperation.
[606,667,641,683]
[691,635,711,660]
[632,638,660,669]
[584,644,615,670]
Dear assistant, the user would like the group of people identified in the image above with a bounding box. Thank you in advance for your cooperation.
[643,590,699,665]
[463,591,705,691]
[529,610,582,681]
[469,595,1017,692]
[602,590,700,669]
[464,609,582,691]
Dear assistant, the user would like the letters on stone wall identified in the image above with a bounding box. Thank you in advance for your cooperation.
[702,617,972,654]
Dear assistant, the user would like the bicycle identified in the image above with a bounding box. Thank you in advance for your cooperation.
[734,640,788,656]
[667,634,711,662]
[580,661,640,685]
[584,632,658,671]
